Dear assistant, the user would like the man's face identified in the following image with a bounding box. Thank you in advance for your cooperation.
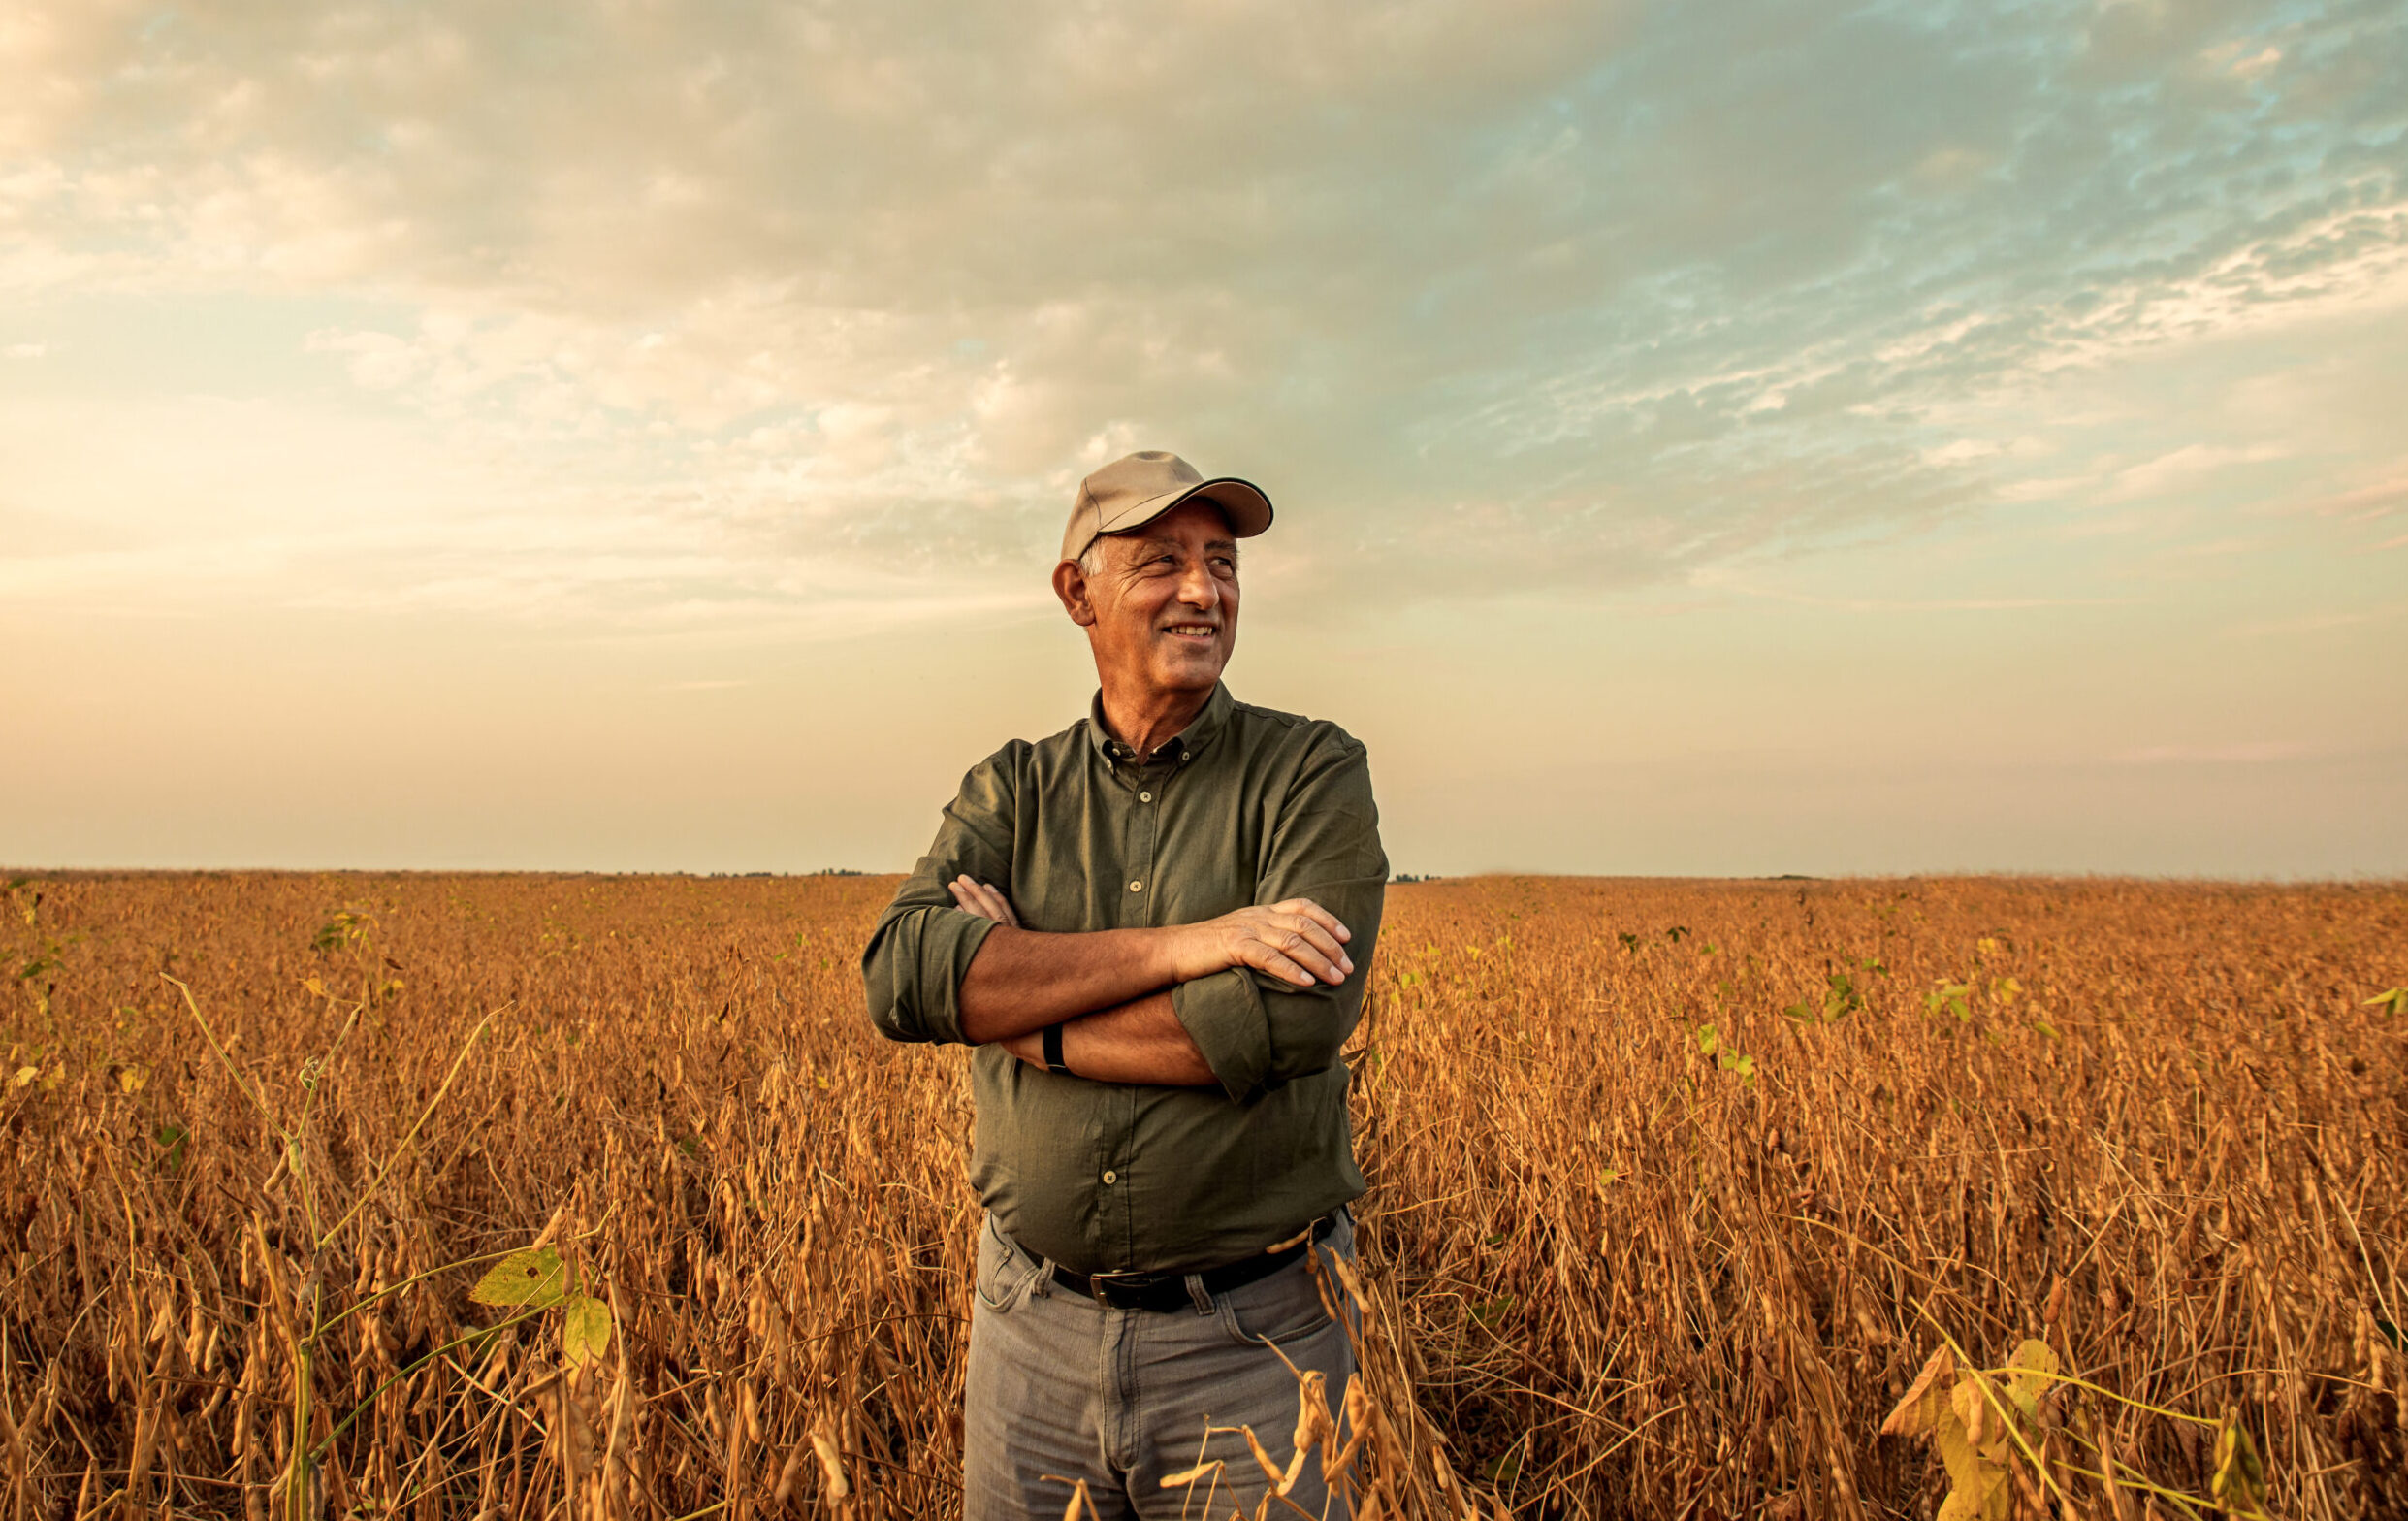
[1056,498,1240,699]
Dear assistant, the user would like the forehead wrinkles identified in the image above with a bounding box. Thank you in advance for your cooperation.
[1102,534,1239,569]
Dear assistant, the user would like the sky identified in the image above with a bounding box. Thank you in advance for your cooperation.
[4,0,2405,879]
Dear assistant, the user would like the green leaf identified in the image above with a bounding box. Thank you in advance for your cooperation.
[470,1246,569,1309]
[2363,987,2406,1017]
[561,1293,612,1368]
[1481,1447,1523,1487]
[1823,971,1862,1019]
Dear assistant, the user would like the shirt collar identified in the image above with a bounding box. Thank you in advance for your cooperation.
[1085,682,1234,769]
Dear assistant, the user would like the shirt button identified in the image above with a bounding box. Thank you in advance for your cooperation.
[1102,1170,1117,1185]
[1129,880,1143,892]
[1139,791,1152,802]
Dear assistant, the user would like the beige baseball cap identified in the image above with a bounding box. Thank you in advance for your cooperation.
[1059,450,1274,565]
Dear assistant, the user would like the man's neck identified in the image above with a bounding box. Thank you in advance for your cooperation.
[1097,681,1213,761]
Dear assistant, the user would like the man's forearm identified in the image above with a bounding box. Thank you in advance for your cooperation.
[956,925,1175,1044]
[998,990,1215,1087]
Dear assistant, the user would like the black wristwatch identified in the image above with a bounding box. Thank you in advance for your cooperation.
[1042,1022,1068,1076]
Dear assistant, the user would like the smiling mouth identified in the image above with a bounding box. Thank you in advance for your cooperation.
[1163,624,1218,638]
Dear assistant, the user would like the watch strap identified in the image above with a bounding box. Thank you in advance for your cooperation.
[1042,1022,1067,1075]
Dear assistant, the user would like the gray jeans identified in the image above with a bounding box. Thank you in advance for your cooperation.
[963,1212,1359,1520]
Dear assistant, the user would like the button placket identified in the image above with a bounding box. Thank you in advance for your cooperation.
[1136,766,1155,921]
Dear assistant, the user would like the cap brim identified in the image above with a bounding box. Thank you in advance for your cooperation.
[1096,477,1274,540]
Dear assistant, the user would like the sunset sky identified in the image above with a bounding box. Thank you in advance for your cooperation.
[5,1,2404,877]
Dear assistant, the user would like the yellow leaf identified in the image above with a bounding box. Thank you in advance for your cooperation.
[1950,1379,1991,1450]
[1881,1344,1957,1438]
[117,1064,148,1094]
[12,1067,36,1088]
[1935,1410,2012,1520]
[1937,1394,2013,1480]
[2000,1339,2059,1423]
[304,976,327,997]
[560,1293,612,1368]
[469,1246,569,1309]
[1936,1477,2011,1521]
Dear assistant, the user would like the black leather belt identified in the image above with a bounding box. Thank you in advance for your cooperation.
[1048,1214,1338,1312]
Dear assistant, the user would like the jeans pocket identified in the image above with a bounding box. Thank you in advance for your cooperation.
[974,1216,1042,1313]
[1216,1250,1347,1348]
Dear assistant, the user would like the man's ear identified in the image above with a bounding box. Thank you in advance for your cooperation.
[1052,559,1098,628]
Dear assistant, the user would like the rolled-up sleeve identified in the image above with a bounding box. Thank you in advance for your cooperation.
[860,748,1020,1046]
[1172,734,1387,1103]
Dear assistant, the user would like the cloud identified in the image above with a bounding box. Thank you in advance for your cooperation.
[2111,741,2322,764]
[2103,443,2292,502]
[1,0,2404,625]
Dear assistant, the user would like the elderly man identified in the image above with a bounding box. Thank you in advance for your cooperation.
[861,449,1386,1519]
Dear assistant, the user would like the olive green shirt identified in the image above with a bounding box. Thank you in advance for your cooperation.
[860,683,1387,1276]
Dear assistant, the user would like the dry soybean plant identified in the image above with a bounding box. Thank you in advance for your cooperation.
[2,870,2402,1519]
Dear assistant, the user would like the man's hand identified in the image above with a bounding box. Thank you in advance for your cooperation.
[948,876,1020,928]
[1167,899,1354,987]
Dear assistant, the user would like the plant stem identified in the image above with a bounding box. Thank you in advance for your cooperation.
[311,1302,555,1463]
[317,1003,508,1249]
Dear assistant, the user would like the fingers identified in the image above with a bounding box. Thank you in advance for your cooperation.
[1270,896,1352,944]
[947,875,1020,927]
[1235,939,1319,987]
[1237,915,1350,986]
[1269,914,1352,981]
[982,882,1021,928]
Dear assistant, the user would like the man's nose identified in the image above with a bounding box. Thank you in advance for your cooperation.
[1174,558,1217,605]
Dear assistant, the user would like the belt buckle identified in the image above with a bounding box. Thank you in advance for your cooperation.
[1085,1270,1148,1308]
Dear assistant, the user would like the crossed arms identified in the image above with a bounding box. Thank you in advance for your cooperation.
[859,734,1388,1104]
[946,877,1355,1087]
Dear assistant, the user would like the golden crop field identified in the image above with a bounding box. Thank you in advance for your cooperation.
[3,871,2403,1521]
